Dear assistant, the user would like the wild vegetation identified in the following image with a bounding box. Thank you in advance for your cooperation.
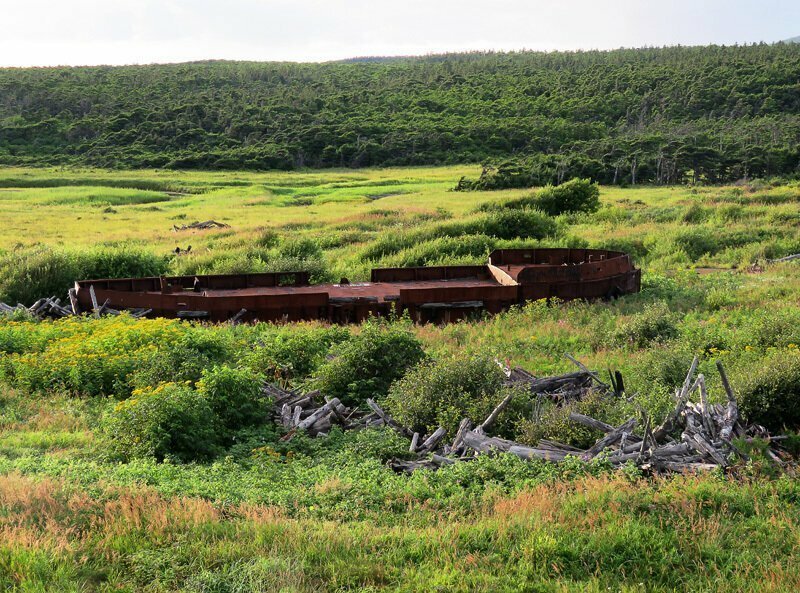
[2,44,800,182]
[1,165,800,590]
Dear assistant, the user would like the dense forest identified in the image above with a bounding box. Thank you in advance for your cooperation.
[2,43,800,183]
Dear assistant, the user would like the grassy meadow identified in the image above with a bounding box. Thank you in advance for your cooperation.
[1,165,800,591]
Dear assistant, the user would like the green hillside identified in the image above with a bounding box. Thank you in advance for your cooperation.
[2,44,800,182]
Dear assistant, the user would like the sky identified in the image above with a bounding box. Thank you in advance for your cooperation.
[2,0,799,67]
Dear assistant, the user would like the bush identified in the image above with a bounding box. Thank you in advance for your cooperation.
[479,209,557,240]
[532,179,600,216]
[196,365,266,432]
[738,352,800,431]
[384,354,509,435]
[516,389,629,449]
[101,382,220,462]
[611,302,679,349]
[242,326,350,382]
[128,328,233,392]
[315,319,425,406]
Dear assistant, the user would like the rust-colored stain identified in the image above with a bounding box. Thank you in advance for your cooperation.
[74,248,641,323]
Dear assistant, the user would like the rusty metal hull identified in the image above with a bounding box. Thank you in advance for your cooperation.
[74,249,641,323]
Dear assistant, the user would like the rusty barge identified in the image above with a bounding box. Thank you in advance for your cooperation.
[74,248,641,324]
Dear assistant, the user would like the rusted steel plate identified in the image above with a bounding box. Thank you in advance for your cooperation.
[75,249,641,323]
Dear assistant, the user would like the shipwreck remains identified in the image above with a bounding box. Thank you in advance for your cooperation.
[71,248,641,323]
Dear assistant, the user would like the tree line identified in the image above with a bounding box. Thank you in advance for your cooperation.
[1,43,799,182]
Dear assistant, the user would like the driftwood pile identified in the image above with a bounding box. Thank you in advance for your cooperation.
[0,286,151,320]
[172,220,230,231]
[263,355,788,475]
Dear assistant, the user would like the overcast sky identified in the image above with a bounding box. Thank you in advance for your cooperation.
[2,0,799,67]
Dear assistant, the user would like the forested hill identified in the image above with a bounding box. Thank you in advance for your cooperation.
[2,44,800,182]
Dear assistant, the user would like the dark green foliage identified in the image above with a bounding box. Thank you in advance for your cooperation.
[384,353,509,435]
[101,382,220,462]
[242,326,350,382]
[529,179,601,216]
[128,329,233,394]
[315,319,425,406]
[0,245,168,305]
[2,45,800,180]
[196,365,266,432]
[738,352,800,431]
[517,389,629,449]
[477,179,600,216]
[479,208,558,239]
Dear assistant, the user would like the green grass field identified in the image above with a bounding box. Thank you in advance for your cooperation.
[1,166,800,591]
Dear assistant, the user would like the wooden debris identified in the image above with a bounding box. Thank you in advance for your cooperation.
[259,354,788,476]
[173,220,230,231]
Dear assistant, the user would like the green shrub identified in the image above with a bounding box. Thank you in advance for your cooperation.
[242,326,350,381]
[101,382,220,462]
[384,354,508,435]
[128,328,233,393]
[315,319,425,407]
[612,302,679,348]
[516,389,629,449]
[478,209,557,240]
[196,365,266,432]
[738,352,800,431]
[530,179,600,216]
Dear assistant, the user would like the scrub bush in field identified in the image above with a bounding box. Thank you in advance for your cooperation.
[101,382,220,462]
[611,301,679,348]
[315,319,425,406]
[532,178,600,216]
[738,351,800,431]
[128,328,233,392]
[516,389,630,449]
[384,354,509,435]
[241,326,350,381]
[477,178,600,216]
[478,208,557,240]
[196,365,266,432]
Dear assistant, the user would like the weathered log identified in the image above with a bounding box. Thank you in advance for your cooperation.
[229,308,248,325]
[450,418,472,452]
[280,404,291,428]
[366,399,413,438]
[716,361,739,442]
[568,412,615,434]
[296,398,342,431]
[653,356,699,442]
[653,460,719,473]
[479,392,514,432]
[564,354,610,390]
[418,427,447,454]
[508,445,570,462]
[68,288,81,315]
[409,432,420,453]
[582,418,637,460]
[462,430,514,453]
[89,285,100,317]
